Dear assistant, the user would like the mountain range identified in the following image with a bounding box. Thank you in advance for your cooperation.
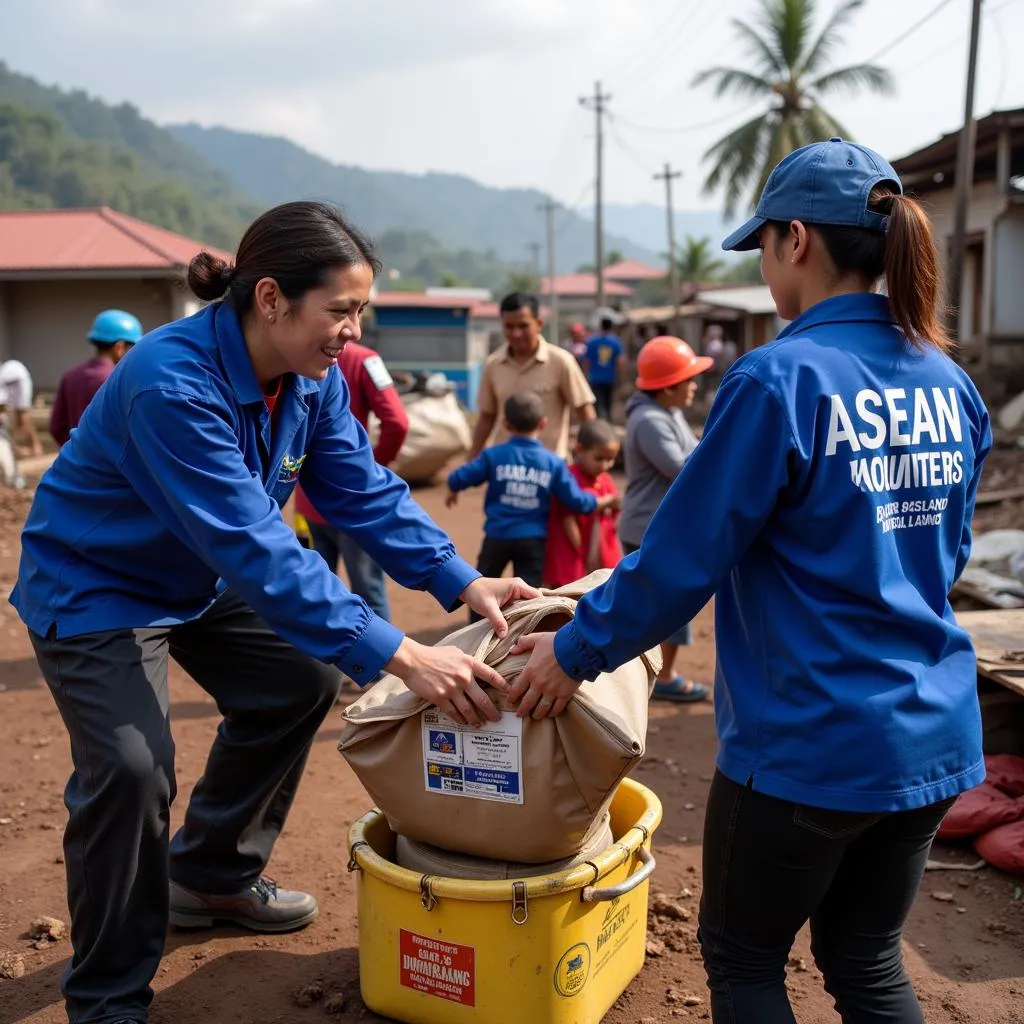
[0,60,739,285]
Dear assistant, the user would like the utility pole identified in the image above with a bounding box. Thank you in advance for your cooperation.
[580,81,612,309]
[948,0,984,341]
[654,162,683,334]
[527,241,542,279]
[538,199,561,344]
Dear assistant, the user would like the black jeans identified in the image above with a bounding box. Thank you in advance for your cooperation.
[698,771,953,1024]
[591,381,615,421]
[29,591,341,1024]
[470,535,545,621]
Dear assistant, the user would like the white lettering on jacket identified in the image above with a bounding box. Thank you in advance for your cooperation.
[825,387,962,456]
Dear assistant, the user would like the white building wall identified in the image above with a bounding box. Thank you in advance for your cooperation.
[7,277,178,391]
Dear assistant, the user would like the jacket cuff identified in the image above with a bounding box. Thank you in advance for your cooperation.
[553,620,604,682]
[428,555,481,612]
[341,614,405,685]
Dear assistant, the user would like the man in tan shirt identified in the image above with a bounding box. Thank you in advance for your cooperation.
[469,292,595,460]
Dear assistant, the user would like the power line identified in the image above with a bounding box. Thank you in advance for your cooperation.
[606,115,658,175]
[554,180,595,239]
[611,107,751,136]
[603,0,701,93]
[620,0,737,108]
[862,0,958,65]
[610,0,706,98]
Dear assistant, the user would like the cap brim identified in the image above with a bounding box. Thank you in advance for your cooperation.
[721,216,766,252]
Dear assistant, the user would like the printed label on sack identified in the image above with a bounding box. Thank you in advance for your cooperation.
[400,929,475,1006]
[422,708,523,804]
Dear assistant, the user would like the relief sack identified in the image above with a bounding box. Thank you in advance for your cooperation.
[339,570,660,863]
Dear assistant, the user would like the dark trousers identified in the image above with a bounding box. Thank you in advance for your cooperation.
[470,535,545,621]
[29,591,341,1024]
[308,522,391,622]
[591,381,615,421]
[698,771,953,1024]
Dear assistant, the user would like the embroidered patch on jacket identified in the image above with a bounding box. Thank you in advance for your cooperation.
[279,453,307,482]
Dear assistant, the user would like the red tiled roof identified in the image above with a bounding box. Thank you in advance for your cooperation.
[539,273,634,298]
[471,301,551,320]
[603,258,664,282]
[0,207,233,273]
[371,291,480,309]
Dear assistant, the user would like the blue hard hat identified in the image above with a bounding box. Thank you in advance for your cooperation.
[88,309,143,345]
[722,138,902,252]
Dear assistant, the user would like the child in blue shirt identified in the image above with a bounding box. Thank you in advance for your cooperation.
[447,391,617,606]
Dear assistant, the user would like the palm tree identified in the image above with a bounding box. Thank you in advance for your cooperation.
[694,0,893,217]
[675,235,725,283]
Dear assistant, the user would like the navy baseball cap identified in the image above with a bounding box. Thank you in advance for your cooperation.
[721,138,902,252]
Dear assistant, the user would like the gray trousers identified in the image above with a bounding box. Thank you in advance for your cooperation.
[29,591,342,1024]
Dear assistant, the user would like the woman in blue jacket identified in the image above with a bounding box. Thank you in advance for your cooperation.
[510,140,991,1023]
[11,201,536,1024]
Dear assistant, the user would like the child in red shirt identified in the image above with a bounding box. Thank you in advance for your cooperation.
[544,419,623,588]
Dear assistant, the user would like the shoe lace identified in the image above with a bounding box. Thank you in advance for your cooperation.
[250,877,278,904]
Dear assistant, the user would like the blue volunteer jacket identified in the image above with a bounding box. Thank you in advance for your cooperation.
[554,294,992,812]
[11,302,478,684]
[448,436,597,540]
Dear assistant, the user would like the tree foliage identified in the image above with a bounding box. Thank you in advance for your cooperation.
[694,0,893,216]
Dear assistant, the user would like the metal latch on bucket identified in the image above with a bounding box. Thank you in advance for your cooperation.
[511,881,528,925]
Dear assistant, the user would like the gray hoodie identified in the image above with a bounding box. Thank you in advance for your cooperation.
[619,391,698,547]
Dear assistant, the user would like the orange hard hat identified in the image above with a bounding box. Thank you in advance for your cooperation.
[635,335,714,390]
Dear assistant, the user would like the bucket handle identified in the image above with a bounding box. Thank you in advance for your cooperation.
[580,847,655,903]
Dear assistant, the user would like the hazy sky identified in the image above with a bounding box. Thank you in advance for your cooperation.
[3,0,1023,217]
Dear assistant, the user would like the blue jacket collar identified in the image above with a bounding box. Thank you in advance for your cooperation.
[507,435,543,447]
[777,293,894,340]
[215,301,321,404]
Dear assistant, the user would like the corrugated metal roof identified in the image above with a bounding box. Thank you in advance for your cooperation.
[696,286,778,315]
[0,207,233,273]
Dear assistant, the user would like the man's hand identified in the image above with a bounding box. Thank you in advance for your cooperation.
[507,632,581,719]
[445,490,459,508]
[596,494,620,511]
[385,637,508,727]
[460,576,542,639]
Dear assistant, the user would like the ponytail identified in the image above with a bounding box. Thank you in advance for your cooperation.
[811,186,954,354]
[879,190,953,354]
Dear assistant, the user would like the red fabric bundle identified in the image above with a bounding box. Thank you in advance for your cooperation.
[974,820,1024,876]
[936,783,1024,840]
[984,754,1024,798]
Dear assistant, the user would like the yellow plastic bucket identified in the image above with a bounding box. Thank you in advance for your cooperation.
[347,778,663,1024]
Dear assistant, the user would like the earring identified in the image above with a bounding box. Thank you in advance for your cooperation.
[268,315,275,323]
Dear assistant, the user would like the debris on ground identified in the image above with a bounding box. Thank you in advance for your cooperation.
[0,949,26,979]
[27,916,66,943]
[322,992,346,1014]
[648,891,699,960]
[293,982,325,1008]
[650,893,692,921]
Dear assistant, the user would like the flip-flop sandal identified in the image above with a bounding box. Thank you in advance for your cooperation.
[652,676,709,703]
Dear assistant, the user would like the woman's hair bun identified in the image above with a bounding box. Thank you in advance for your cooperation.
[187,250,236,302]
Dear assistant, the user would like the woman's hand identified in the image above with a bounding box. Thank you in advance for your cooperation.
[507,632,581,719]
[460,576,542,639]
[385,637,508,727]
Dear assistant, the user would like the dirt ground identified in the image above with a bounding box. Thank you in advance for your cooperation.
[2,456,1024,1024]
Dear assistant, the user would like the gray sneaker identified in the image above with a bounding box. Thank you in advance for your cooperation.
[169,877,319,933]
